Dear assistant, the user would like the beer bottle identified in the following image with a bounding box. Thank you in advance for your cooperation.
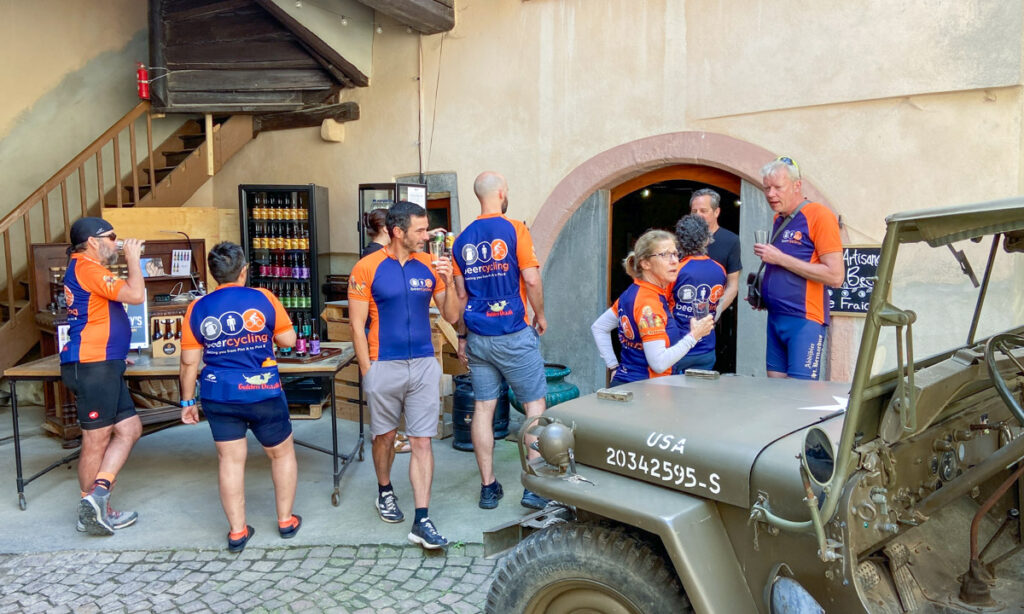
[175,317,183,340]
[309,325,321,355]
[295,316,308,357]
[152,318,163,341]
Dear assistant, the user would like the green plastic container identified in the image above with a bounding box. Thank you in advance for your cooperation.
[508,363,580,414]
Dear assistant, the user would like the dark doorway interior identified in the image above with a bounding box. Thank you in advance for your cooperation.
[610,179,741,373]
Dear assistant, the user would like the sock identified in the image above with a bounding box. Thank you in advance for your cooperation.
[80,491,87,498]
[482,480,497,490]
[278,515,299,529]
[414,508,428,524]
[378,483,393,496]
[229,527,249,540]
[93,472,115,491]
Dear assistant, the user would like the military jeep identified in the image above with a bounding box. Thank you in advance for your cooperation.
[485,198,1024,613]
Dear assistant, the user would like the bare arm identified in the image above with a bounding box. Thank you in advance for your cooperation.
[178,347,201,424]
[115,239,146,305]
[348,299,372,376]
[522,266,546,335]
[274,327,297,348]
[445,275,469,325]
[716,271,740,320]
[753,246,844,287]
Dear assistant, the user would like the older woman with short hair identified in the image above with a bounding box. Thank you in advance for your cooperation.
[591,229,714,386]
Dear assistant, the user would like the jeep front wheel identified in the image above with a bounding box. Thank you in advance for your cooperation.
[486,522,692,614]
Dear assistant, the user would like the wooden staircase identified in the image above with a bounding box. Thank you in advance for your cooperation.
[102,114,253,209]
[0,101,254,374]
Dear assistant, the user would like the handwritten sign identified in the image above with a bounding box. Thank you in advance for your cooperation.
[828,245,880,317]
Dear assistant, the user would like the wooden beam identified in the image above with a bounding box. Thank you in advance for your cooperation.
[163,0,250,21]
[166,40,320,70]
[254,0,369,87]
[253,102,360,134]
[149,0,169,108]
[168,68,334,92]
[357,0,454,35]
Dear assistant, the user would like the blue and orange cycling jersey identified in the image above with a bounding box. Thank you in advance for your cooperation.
[348,248,445,361]
[452,214,539,337]
[671,255,726,355]
[762,201,842,325]
[60,253,131,364]
[613,279,680,383]
[181,283,292,403]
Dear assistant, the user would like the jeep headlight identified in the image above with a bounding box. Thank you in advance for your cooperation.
[537,421,576,468]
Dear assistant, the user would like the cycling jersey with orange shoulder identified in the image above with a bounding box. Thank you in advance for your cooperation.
[60,253,130,364]
[181,283,292,403]
[613,279,681,383]
[451,214,539,336]
[348,248,445,361]
[762,201,842,325]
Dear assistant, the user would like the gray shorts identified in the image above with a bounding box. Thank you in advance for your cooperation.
[466,326,547,404]
[364,357,441,437]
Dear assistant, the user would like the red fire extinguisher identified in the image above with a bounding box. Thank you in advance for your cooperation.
[136,62,150,100]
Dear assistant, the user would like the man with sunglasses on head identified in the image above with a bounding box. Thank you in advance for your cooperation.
[753,157,844,380]
[60,217,146,536]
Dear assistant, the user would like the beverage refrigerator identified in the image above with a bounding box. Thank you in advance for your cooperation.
[238,183,329,365]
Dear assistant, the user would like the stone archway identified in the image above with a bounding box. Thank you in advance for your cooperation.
[531,131,833,262]
[533,132,854,392]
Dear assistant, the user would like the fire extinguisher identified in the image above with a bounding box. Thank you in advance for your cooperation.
[136,62,150,100]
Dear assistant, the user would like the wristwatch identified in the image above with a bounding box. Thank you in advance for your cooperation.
[180,398,196,408]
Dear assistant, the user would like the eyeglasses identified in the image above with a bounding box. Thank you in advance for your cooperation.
[97,232,117,242]
[650,250,680,262]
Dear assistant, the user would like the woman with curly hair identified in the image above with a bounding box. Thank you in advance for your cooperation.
[669,214,727,373]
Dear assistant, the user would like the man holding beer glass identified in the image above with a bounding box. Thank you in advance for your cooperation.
[60,217,146,536]
[348,201,461,550]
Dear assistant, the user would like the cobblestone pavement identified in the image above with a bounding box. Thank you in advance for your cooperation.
[0,543,497,613]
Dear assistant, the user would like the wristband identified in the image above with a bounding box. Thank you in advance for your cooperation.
[180,399,195,408]
[457,334,467,339]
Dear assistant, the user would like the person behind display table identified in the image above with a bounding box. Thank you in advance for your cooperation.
[178,242,300,553]
[670,214,727,373]
[591,229,714,386]
[362,208,390,257]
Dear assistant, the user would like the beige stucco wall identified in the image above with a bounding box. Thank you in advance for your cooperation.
[175,0,1024,379]
[206,0,1024,249]
[0,0,147,140]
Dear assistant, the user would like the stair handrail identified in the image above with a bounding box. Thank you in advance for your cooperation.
[0,101,153,236]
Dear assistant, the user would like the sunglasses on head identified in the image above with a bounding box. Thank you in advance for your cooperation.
[776,156,801,177]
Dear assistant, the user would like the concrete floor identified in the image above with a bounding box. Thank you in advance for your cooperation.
[0,403,530,554]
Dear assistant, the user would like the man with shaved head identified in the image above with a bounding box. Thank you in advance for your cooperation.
[447,171,550,511]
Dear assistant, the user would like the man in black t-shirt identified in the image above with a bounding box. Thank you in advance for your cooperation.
[690,189,742,319]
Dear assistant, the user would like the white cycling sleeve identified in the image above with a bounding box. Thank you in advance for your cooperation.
[643,334,697,374]
[590,308,620,369]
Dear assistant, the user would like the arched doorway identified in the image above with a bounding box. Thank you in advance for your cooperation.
[533,132,847,395]
[609,165,742,373]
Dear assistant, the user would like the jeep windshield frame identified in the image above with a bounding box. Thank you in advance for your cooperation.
[758,197,1024,533]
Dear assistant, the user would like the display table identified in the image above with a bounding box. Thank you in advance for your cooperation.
[4,342,361,510]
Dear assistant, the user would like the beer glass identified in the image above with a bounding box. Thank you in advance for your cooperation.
[754,230,769,245]
[694,300,710,321]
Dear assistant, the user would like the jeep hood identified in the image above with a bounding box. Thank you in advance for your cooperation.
[543,374,849,508]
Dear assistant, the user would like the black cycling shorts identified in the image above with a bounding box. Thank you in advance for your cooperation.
[60,360,136,430]
[200,395,292,448]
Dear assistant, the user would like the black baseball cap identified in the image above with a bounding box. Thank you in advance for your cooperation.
[70,217,114,245]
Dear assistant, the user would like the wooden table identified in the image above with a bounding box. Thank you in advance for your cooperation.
[4,342,361,510]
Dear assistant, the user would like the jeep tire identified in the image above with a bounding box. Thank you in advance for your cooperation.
[486,522,692,614]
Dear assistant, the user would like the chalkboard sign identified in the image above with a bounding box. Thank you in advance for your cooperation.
[828,245,881,316]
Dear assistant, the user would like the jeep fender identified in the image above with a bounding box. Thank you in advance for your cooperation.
[524,467,758,614]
